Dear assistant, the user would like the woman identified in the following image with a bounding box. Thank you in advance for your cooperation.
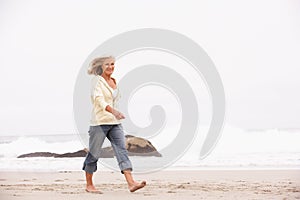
[82,56,146,193]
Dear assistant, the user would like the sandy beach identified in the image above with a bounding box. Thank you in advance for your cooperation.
[0,169,299,200]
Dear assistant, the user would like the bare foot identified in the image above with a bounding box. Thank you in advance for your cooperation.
[129,181,146,192]
[85,185,103,194]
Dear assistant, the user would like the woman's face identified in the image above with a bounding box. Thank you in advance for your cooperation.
[102,58,115,76]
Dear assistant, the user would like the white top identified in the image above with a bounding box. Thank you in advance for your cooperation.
[90,75,121,126]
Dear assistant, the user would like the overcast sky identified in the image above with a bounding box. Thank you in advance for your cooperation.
[0,0,299,136]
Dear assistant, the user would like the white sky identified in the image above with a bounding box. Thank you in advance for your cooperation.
[0,0,300,136]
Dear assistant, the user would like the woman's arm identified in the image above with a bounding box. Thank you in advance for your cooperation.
[93,78,125,120]
[105,105,125,120]
[93,79,109,110]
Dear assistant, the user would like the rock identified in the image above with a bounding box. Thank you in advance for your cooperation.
[125,135,162,157]
[54,149,87,158]
[17,152,58,158]
[17,135,162,158]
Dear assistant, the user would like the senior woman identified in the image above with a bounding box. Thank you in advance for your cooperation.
[82,56,146,193]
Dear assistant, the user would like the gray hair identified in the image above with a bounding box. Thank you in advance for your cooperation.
[87,56,115,75]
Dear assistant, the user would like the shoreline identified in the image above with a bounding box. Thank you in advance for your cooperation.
[0,169,299,199]
[1,165,300,173]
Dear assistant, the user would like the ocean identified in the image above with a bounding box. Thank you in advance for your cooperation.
[0,126,299,173]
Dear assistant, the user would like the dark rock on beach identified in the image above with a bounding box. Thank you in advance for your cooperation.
[54,149,88,158]
[18,152,58,158]
[17,135,162,158]
[125,135,162,157]
[17,149,89,158]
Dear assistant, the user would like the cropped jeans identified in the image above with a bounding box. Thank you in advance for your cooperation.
[82,124,132,174]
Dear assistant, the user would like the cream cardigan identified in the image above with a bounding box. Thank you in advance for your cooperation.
[90,75,121,126]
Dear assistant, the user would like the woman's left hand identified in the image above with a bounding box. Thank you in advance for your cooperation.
[116,112,125,120]
[112,109,125,120]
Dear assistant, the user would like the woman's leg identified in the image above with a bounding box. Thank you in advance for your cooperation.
[82,125,109,193]
[107,124,146,192]
[123,170,147,192]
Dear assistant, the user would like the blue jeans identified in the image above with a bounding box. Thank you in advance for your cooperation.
[82,124,133,174]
